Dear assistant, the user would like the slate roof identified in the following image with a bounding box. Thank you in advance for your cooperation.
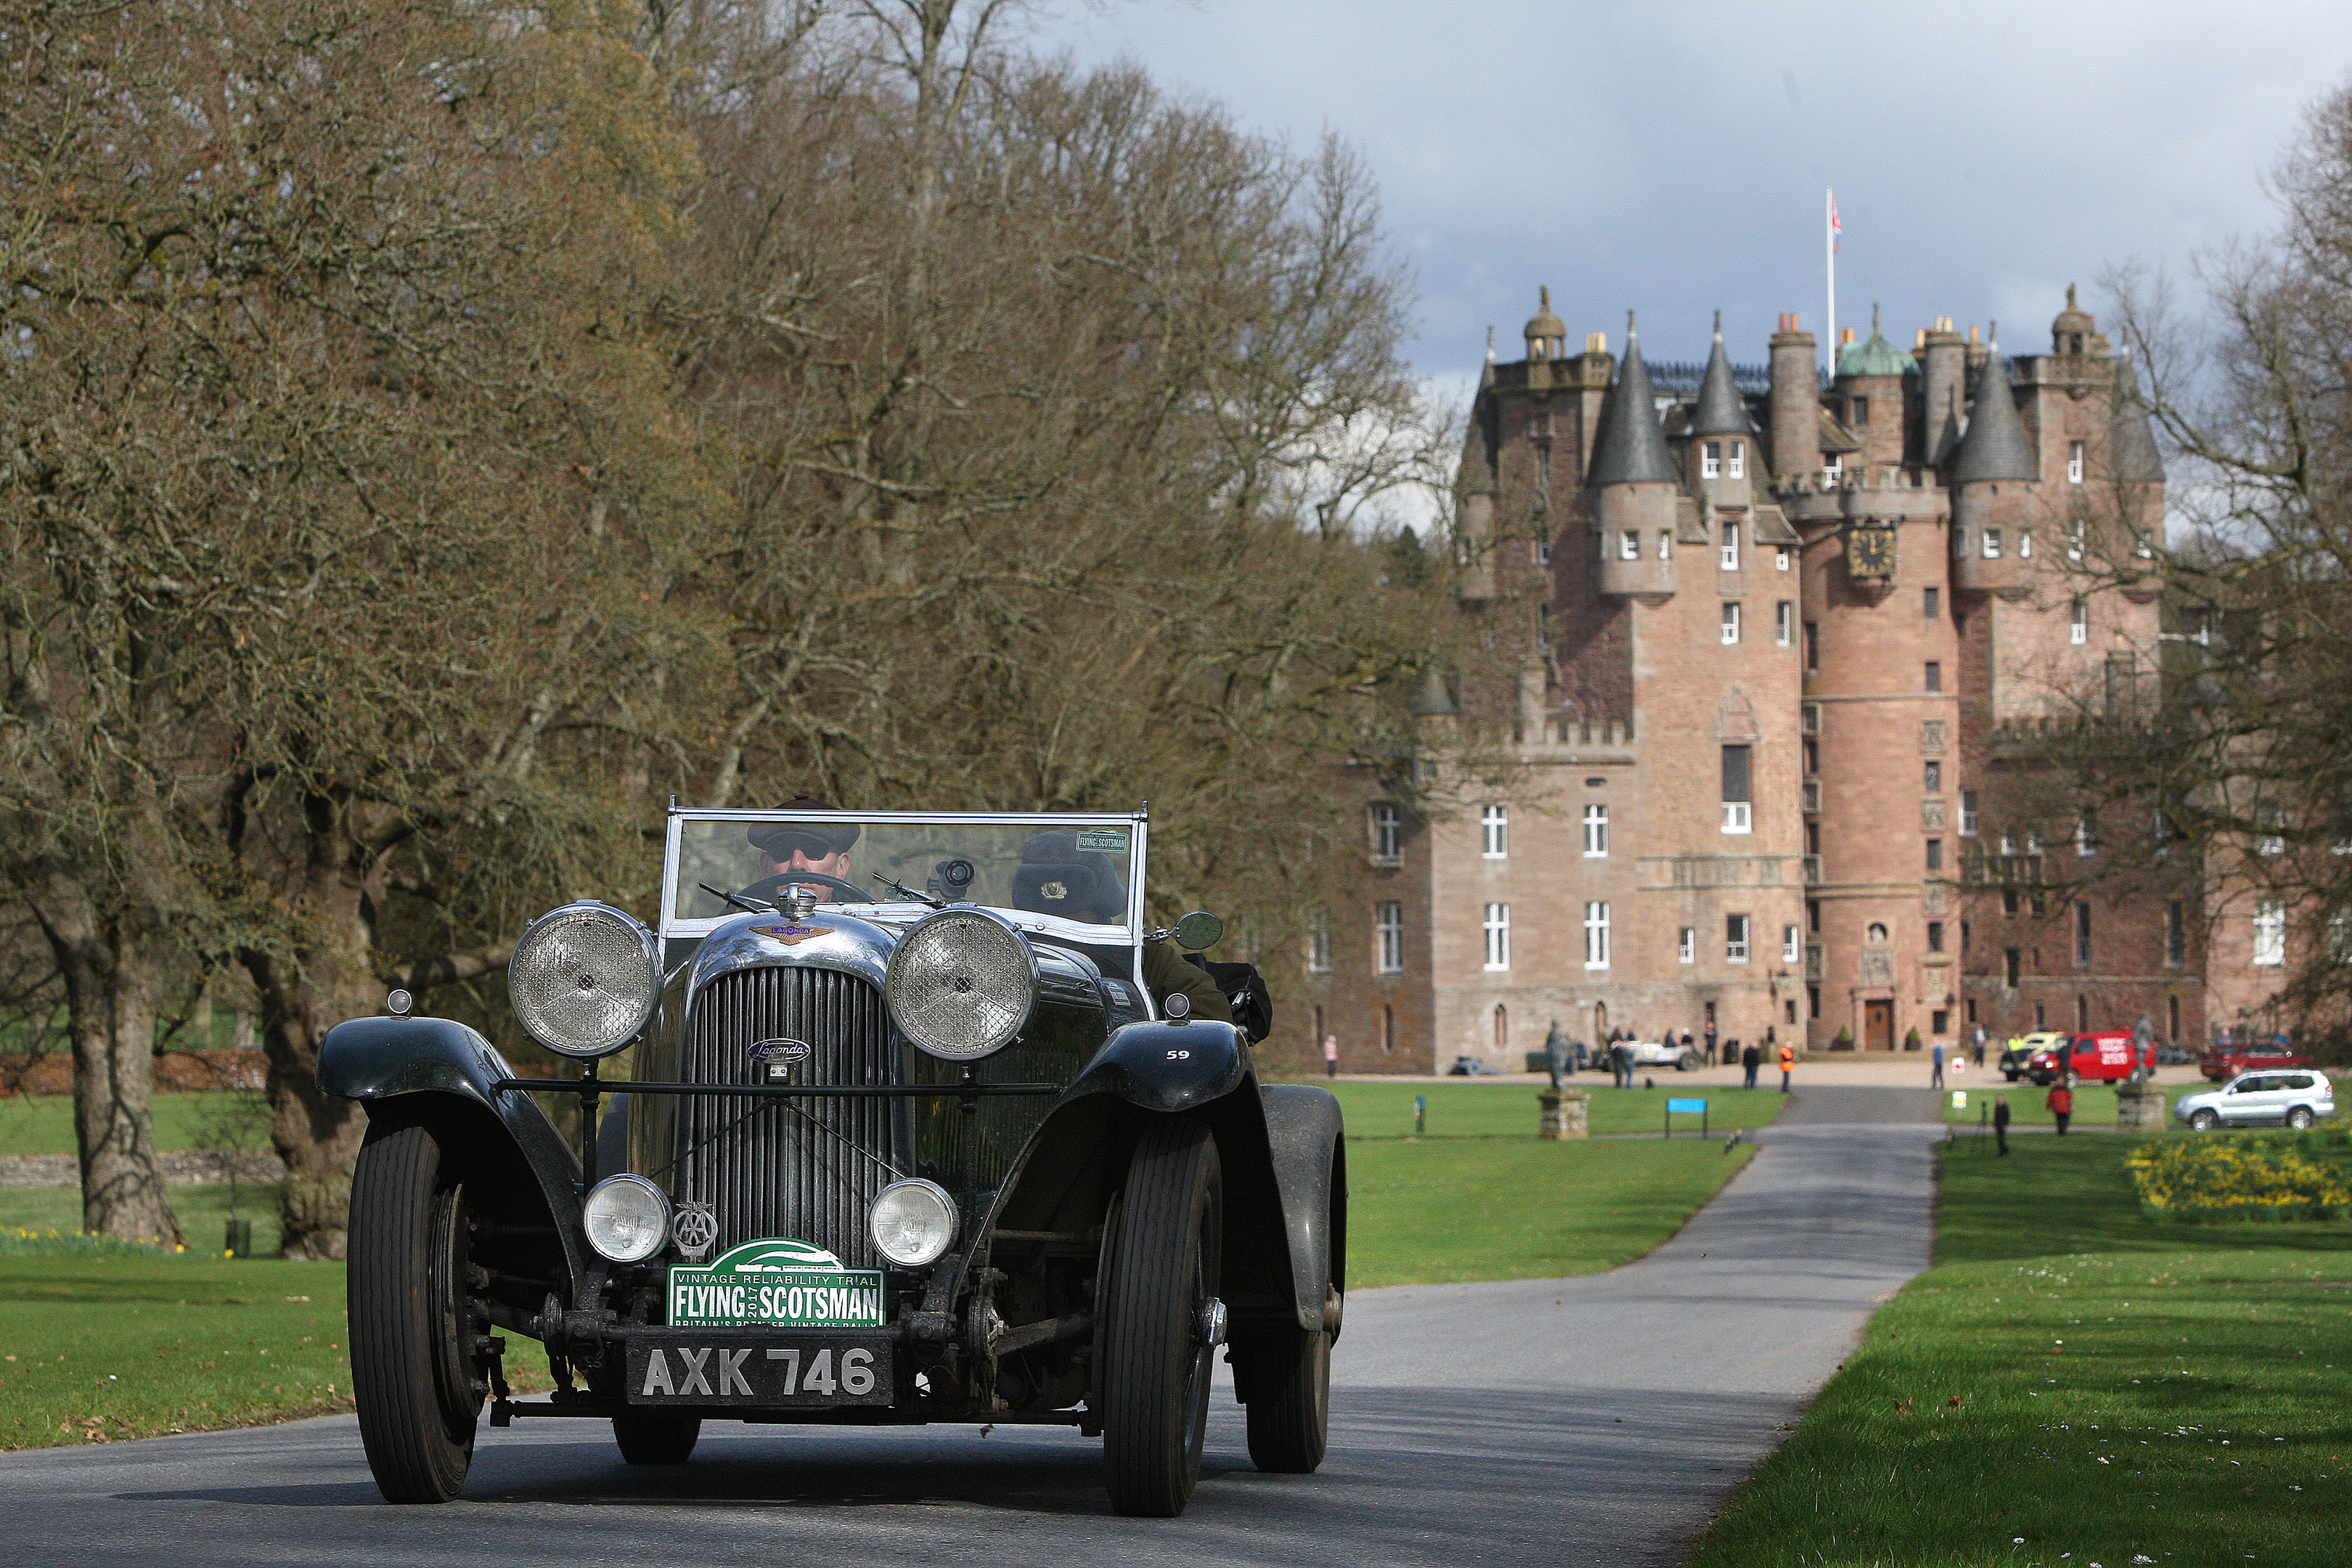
[1587,317,1678,486]
[1690,317,1751,436]
[1951,351,2038,483]
[2110,359,2165,482]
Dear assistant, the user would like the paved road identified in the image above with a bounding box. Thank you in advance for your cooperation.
[0,1088,1942,1567]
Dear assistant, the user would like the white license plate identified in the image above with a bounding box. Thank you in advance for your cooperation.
[624,1333,891,1405]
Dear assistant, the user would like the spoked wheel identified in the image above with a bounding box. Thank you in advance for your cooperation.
[1233,1286,1336,1474]
[1098,1118,1223,1517]
[613,1410,702,1464]
[348,1119,486,1503]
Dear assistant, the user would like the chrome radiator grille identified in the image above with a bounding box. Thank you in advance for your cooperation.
[672,965,900,1268]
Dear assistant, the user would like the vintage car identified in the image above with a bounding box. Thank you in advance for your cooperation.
[319,808,1345,1518]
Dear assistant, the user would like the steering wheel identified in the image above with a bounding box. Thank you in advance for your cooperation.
[737,871,869,906]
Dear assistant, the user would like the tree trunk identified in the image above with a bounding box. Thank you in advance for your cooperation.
[29,874,183,1247]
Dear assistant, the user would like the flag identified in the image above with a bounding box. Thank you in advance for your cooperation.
[1829,190,1842,253]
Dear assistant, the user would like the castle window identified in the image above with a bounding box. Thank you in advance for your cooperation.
[1371,803,1401,862]
[2067,441,2084,484]
[1720,520,1739,570]
[1775,545,1789,571]
[1924,661,1943,693]
[1583,804,1609,858]
[1923,587,1939,619]
[1729,441,1746,479]
[1721,603,1741,645]
[1585,902,1612,970]
[1927,920,1945,953]
[1720,744,1753,835]
[1924,759,1942,792]
[2070,600,2088,645]
[1867,923,1890,944]
[1658,529,1672,560]
[2069,519,2086,560]
[1481,804,1508,859]
[2076,809,2099,857]
[1376,902,1404,973]
[1307,910,1331,973]
[1620,529,1640,560]
[2254,899,2286,966]
[1822,453,1842,482]
[1850,396,1870,428]
[1960,789,1979,836]
[1536,537,1551,566]
[1678,926,1696,965]
[1782,923,1801,963]
[1726,914,1751,963]
[1482,903,1511,972]
[1982,528,2002,559]
[2075,901,2093,966]
[1776,600,1793,646]
[1703,441,1723,480]
[1805,623,1819,669]
[2020,530,2033,558]
[1927,838,1944,872]
[2004,947,2021,987]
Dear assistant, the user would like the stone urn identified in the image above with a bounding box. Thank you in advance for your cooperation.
[1539,1089,1590,1140]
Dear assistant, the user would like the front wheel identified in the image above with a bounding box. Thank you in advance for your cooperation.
[2190,1108,2219,1132]
[348,1119,483,1503]
[1098,1119,1222,1517]
[2288,1106,2316,1131]
[1676,1053,1699,1072]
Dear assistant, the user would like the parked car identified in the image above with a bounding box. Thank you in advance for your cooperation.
[2025,1032,2154,1087]
[2199,1042,2314,1082]
[321,807,1343,1518]
[1449,1054,1504,1077]
[1615,1037,1704,1071]
[2154,1044,2194,1066]
[2175,1070,2337,1131]
[2000,1031,2067,1082]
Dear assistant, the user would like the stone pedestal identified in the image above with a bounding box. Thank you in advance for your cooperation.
[1539,1090,1589,1140]
[2115,1079,2165,1132]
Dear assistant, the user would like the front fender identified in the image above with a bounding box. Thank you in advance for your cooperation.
[1259,1085,1347,1338]
[1059,1018,1246,1112]
[319,1015,587,1285]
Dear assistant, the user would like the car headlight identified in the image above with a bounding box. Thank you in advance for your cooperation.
[867,1178,957,1267]
[583,1174,671,1264]
[508,901,659,1058]
[883,908,1035,1061]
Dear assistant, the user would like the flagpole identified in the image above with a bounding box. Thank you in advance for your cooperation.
[1825,186,1836,380]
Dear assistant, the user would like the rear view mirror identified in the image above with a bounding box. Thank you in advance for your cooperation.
[1172,910,1224,951]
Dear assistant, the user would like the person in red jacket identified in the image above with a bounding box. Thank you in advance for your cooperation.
[2046,1082,2074,1135]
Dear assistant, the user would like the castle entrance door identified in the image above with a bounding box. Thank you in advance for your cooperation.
[1864,999,1895,1051]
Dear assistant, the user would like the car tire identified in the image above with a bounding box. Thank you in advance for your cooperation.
[1099,1118,1222,1517]
[2190,1108,2219,1132]
[1677,1053,1699,1072]
[348,1118,481,1504]
[2289,1106,2316,1131]
[613,1410,702,1464]
[2003,1070,2018,1082]
[1235,1307,1333,1474]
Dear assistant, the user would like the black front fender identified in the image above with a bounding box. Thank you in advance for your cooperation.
[1259,1085,1347,1338]
[1058,1018,1246,1112]
[319,1015,587,1285]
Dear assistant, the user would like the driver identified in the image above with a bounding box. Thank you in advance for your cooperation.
[745,796,860,903]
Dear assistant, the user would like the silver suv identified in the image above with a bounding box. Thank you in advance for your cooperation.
[2174,1070,2336,1131]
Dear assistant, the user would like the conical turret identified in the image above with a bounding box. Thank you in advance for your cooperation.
[1587,313,1677,486]
[2110,356,2164,483]
[1691,311,1749,436]
[1951,335,2037,483]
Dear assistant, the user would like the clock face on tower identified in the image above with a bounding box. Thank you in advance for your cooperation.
[1846,525,1897,578]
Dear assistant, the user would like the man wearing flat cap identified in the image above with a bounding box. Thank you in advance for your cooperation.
[746,795,862,901]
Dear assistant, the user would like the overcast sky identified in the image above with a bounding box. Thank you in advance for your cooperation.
[1037,0,2352,392]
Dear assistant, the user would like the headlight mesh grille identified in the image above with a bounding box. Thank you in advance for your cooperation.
[887,911,1032,1059]
[510,907,655,1056]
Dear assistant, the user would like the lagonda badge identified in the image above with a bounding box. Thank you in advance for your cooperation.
[749,921,830,945]
[750,1037,812,1080]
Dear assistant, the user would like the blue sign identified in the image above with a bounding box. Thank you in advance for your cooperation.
[1666,1098,1707,1114]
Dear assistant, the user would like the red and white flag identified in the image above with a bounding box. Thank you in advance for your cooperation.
[1829,190,1842,253]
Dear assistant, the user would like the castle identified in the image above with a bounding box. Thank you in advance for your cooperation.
[1298,288,2254,1071]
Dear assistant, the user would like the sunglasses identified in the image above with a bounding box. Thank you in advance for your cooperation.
[760,831,846,862]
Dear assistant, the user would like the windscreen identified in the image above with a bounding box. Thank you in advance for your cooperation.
[664,815,1139,939]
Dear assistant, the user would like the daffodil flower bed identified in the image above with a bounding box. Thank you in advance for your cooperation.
[2127,1130,2352,1222]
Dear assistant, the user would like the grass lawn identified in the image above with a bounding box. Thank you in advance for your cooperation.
[0,1183,288,1257]
[1296,1078,1789,1140]
[1686,1134,2352,1568]
[1940,1082,2203,1127]
[1347,1137,1753,1288]
[0,1092,263,1156]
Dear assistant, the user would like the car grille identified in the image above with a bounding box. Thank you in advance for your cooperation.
[671,965,901,1269]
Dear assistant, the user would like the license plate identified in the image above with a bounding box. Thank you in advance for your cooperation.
[624,1331,892,1406]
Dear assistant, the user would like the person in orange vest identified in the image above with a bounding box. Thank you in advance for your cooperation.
[2046,1080,2074,1135]
[1777,1042,1795,1093]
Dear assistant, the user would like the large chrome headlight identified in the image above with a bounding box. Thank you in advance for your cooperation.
[508,901,658,1058]
[583,1174,670,1264]
[867,1178,957,1266]
[883,907,1036,1061]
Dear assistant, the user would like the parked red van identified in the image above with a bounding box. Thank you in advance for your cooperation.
[2026,1032,2154,1086]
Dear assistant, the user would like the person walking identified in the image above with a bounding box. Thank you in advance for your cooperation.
[1613,1038,1633,1090]
[1741,1040,1761,1090]
[1931,1042,1945,1089]
[1972,1022,1989,1069]
[1322,1034,1339,1079]
[1993,1093,2012,1156]
[1701,1021,1717,1065]
[1778,1041,1795,1093]
[2046,1081,2074,1135]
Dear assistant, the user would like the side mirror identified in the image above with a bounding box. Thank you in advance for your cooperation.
[1172,910,1224,951]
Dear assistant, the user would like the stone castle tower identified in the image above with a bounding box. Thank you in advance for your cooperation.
[1299,287,2204,1070]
